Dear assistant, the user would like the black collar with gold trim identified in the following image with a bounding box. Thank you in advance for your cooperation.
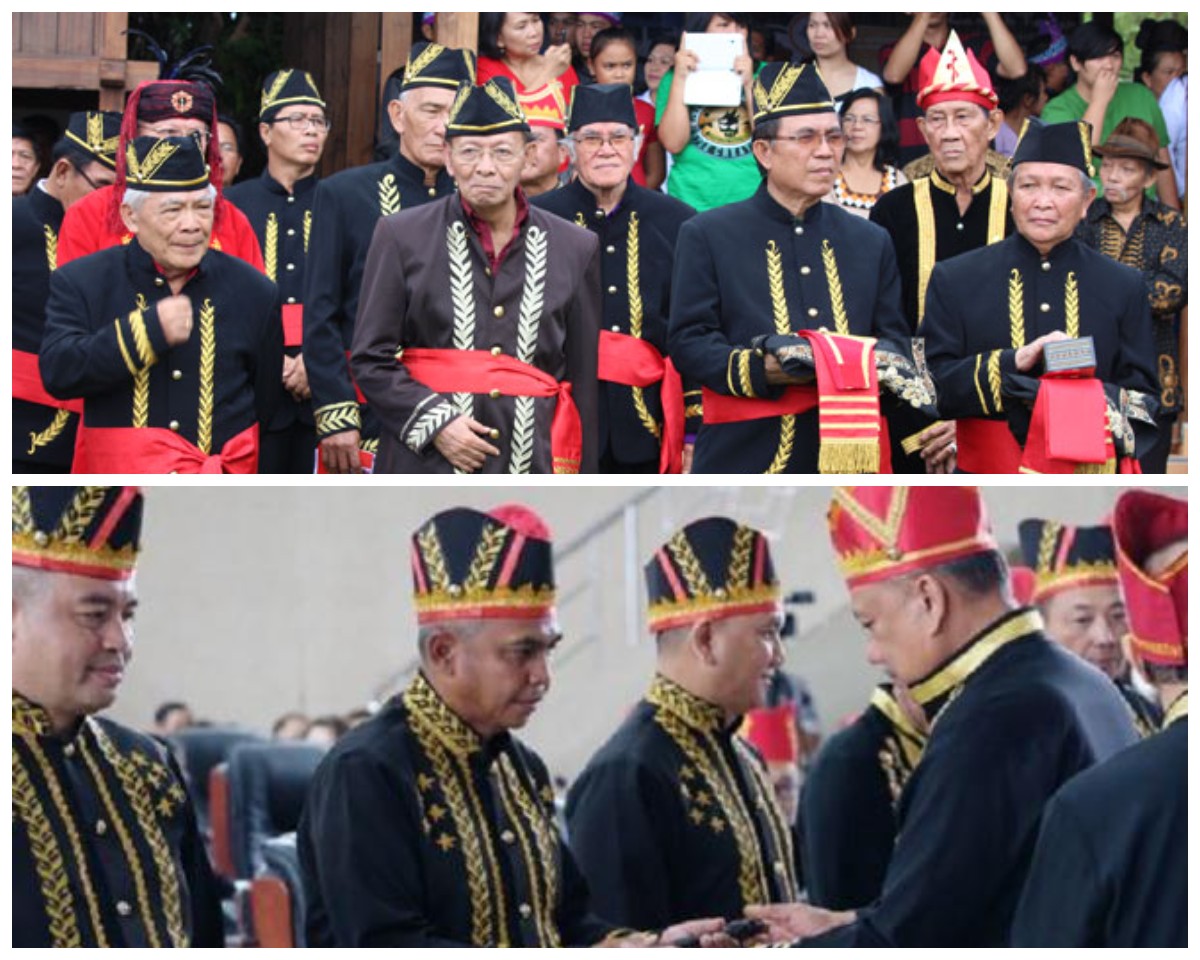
[930,166,993,197]
[402,672,490,759]
[910,608,1044,719]
[870,685,928,748]
[12,691,85,742]
[646,674,727,736]
[1164,690,1188,729]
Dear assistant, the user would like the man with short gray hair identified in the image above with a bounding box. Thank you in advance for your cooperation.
[41,135,283,473]
[923,118,1159,472]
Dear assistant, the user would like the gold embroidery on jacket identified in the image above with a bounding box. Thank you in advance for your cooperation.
[765,240,795,473]
[626,212,661,440]
[197,300,216,454]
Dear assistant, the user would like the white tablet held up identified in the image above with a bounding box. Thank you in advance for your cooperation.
[682,32,745,107]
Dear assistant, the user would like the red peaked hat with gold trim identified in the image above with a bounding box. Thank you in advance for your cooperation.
[12,486,144,581]
[411,504,555,624]
[1112,490,1187,667]
[916,30,998,111]
[740,703,800,765]
[828,487,998,589]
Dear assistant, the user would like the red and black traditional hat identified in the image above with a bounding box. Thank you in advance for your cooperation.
[645,517,781,633]
[402,42,477,91]
[1112,490,1187,667]
[916,30,998,111]
[740,703,800,765]
[12,486,143,581]
[1017,519,1117,603]
[411,504,556,625]
[827,487,998,589]
[521,83,568,132]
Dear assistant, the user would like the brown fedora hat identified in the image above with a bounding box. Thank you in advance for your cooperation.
[1094,119,1168,169]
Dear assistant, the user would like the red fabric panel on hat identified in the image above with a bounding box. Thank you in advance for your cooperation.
[495,533,526,590]
[656,548,688,603]
[87,487,140,550]
[487,503,551,541]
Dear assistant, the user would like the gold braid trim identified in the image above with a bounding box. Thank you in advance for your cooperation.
[463,521,507,592]
[1008,269,1025,350]
[727,524,755,591]
[27,408,73,457]
[197,299,216,455]
[913,177,936,327]
[986,178,1008,244]
[1064,272,1080,339]
[416,525,451,592]
[988,350,1003,413]
[821,240,849,335]
[264,213,278,282]
[405,709,504,946]
[303,209,313,254]
[15,740,109,945]
[648,694,770,909]
[666,530,712,597]
[378,173,401,217]
[131,296,151,428]
[765,240,795,473]
[91,724,187,947]
[738,350,753,397]
[627,212,661,440]
[494,755,560,946]
[314,401,361,437]
[44,224,58,273]
[77,737,163,948]
[115,320,138,377]
[973,354,989,415]
[55,487,108,543]
[13,486,34,534]
[1035,520,1060,577]
[13,748,87,947]
[732,738,799,901]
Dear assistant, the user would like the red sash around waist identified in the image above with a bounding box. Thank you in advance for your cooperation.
[72,423,259,474]
[401,348,581,474]
[597,330,683,474]
[13,349,84,413]
[282,304,304,348]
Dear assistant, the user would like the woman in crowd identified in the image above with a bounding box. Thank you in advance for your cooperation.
[1077,119,1188,474]
[994,64,1048,157]
[640,33,678,110]
[588,26,665,189]
[803,13,882,101]
[825,88,905,217]
[1134,18,1187,100]
[477,12,578,101]
[656,12,758,212]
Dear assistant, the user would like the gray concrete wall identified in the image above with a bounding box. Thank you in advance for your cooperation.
[101,483,1185,778]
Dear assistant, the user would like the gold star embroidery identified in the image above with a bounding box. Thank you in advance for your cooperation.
[156,796,176,818]
[417,773,436,792]
[130,752,150,768]
[436,833,457,852]
[168,783,186,803]
[689,808,706,826]
[680,765,695,780]
[694,790,711,807]
[540,785,556,806]
[709,816,725,834]
[428,804,446,822]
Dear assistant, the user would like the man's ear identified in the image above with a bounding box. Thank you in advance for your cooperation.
[912,572,951,637]
[687,619,718,667]
[119,203,138,236]
[388,98,406,138]
[425,629,459,677]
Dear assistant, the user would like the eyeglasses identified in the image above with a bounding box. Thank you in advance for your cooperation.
[267,115,332,132]
[922,110,985,132]
[572,131,635,151]
[74,164,103,191]
[450,144,525,166]
[841,114,881,127]
[764,129,846,149]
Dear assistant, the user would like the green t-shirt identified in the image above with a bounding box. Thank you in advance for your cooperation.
[1041,81,1169,196]
[655,68,763,212]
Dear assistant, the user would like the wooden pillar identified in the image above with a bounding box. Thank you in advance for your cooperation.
[435,13,478,53]
[98,12,129,110]
[380,13,413,99]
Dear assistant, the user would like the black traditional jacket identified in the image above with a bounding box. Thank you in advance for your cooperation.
[566,675,799,929]
[802,610,1138,947]
[299,673,614,947]
[1011,696,1186,947]
[13,694,224,947]
[303,152,455,446]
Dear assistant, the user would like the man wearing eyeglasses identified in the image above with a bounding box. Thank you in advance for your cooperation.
[57,74,263,270]
[13,111,120,474]
[668,62,926,475]
[533,83,696,473]
[227,70,330,473]
[304,42,473,474]
[351,77,600,474]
